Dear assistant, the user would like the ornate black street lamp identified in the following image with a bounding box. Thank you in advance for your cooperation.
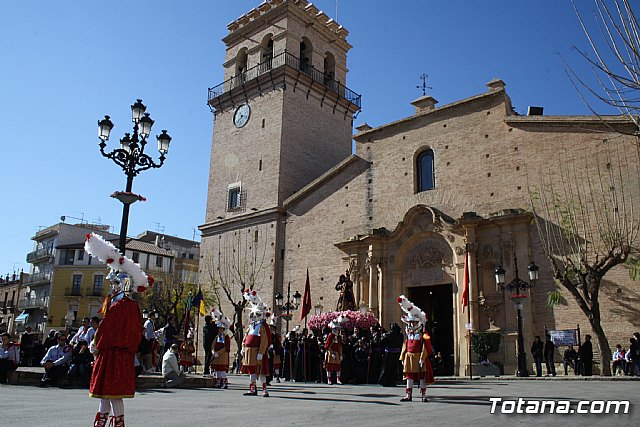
[97,99,172,254]
[275,281,301,333]
[494,254,539,377]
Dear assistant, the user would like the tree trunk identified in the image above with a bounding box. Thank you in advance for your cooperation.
[234,305,245,351]
[590,316,613,376]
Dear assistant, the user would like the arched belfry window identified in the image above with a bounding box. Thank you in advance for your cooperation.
[417,149,435,192]
[235,48,248,76]
[260,35,274,72]
[299,37,313,74]
[324,52,336,86]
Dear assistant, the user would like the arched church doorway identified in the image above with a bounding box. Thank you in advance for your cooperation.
[409,284,454,376]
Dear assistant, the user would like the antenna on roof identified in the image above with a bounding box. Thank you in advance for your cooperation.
[61,214,88,225]
[416,73,432,96]
[336,0,339,22]
[153,222,165,234]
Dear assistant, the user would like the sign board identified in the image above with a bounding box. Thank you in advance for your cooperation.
[549,329,577,346]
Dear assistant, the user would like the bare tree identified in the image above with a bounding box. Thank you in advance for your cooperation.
[142,268,215,333]
[568,0,640,134]
[203,225,270,350]
[529,142,640,375]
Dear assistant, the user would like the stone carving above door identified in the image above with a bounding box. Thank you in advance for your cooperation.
[402,238,453,285]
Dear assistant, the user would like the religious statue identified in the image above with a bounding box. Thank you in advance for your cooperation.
[335,270,357,311]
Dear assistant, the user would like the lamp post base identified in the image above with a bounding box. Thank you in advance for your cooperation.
[516,353,529,377]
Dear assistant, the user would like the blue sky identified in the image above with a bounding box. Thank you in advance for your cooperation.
[0,1,622,275]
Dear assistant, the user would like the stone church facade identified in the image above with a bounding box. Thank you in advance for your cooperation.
[200,0,639,375]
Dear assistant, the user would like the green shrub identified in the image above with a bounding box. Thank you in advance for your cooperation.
[470,332,501,357]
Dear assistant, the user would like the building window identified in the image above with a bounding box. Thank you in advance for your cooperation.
[417,149,435,192]
[132,252,140,263]
[77,250,84,261]
[72,274,82,295]
[61,249,75,265]
[227,182,244,211]
[93,275,103,296]
[156,256,163,268]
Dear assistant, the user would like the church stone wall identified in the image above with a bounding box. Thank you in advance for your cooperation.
[282,159,370,319]
[353,87,639,361]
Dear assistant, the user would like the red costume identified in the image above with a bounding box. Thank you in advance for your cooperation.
[241,321,272,376]
[90,296,142,399]
[272,332,282,371]
[397,294,433,403]
[241,289,273,397]
[211,334,231,372]
[324,332,343,372]
[400,331,434,383]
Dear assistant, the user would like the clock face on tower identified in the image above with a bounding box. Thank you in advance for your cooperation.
[233,103,251,128]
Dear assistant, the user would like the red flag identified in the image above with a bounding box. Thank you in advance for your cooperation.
[300,269,312,321]
[462,252,470,312]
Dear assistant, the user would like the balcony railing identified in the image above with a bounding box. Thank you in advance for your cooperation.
[25,272,52,286]
[208,51,361,108]
[64,287,83,297]
[19,296,49,309]
[26,247,54,263]
[89,288,104,297]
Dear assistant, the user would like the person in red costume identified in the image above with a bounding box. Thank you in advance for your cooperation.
[241,289,272,397]
[397,295,434,403]
[324,315,347,385]
[84,233,150,427]
[210,310,232,389]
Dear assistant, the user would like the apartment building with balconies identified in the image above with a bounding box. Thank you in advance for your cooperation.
[0,271,26,336]
[25,222,116,335]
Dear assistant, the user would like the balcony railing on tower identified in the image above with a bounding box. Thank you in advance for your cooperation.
[208,51,361,109]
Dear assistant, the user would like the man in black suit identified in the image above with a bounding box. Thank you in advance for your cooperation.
[202,315,215,376]
[578,335,593,376]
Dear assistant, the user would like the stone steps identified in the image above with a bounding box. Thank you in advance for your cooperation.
[7,368,215,389]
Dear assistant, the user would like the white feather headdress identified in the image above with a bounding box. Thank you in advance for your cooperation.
[397,295,427,326]
[243,289,268,314]
[84,233,153,292]
[210,308,231,330]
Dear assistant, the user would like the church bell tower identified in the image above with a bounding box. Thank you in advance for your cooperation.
[200,0,360,302]
[203,0,360,221]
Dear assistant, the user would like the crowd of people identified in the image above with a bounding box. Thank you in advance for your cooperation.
[529,331,640,377]
[264,322,406,386]
[610,332,640,376]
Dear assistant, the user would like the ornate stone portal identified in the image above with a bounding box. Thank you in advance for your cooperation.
[402,239,454,286]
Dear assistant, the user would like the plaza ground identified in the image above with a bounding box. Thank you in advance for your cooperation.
[1,375,638,426]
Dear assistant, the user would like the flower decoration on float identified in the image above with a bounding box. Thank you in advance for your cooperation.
[307,310,379,332]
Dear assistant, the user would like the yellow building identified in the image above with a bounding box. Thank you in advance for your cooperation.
[26,222,175,336]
